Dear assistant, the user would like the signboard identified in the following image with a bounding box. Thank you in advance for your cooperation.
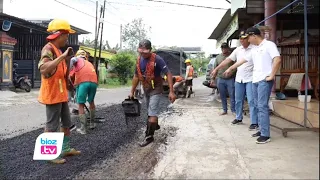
[2,50,13,82]
[216,14,239,49]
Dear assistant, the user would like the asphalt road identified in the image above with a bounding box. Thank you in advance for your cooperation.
[0,77,207,179]
[0,87,131,139]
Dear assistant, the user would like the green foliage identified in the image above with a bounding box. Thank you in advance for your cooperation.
[122,18,151,51]
[110,52,137,85]
[189,53,210,75]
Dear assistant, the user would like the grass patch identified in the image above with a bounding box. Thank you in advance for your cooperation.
[98,78,132,89]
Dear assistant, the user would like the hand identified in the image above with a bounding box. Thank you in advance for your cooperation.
[211,69,217,78]
[223,68,232,77]
[128,91,135,99]
[265,76,274,81]
[62,47,74,59]
[169,91,176,103]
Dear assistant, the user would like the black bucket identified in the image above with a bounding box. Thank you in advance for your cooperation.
[121,98,141,117]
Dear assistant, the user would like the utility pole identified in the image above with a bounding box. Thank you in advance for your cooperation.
[120,24,123,50]
[97,0,106,80]
[93,0,99,70]
[94,1,103,75]
[0,0,3,13]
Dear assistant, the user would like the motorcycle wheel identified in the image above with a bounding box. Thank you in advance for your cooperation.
[25,84,31,92]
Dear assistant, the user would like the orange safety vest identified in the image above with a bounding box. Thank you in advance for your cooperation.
[38,43,68,105]
[73,58,98,86]
[136,53,156,88]
[187,65,194,77]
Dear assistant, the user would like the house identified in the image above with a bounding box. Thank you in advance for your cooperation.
[0,14,90,89]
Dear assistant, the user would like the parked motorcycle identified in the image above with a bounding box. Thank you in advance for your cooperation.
[12,63,32,92]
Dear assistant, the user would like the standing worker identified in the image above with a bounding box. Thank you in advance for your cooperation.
[69,50,98,134]
[211,43,236,116]
[184,59,194,97]
[211,31,257,130]
[38,19,81,164]
[224,27,281,144]
[129,39,176,147]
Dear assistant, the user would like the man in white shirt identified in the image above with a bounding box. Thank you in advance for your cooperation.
[224,27,281,144]
[211,31,257,130]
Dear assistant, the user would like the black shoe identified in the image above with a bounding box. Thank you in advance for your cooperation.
[70,124,76,131]
[72,109,79,115]
[252,131,261,137]
[256,136,271,144]
[231,119,243,125]
[249,124,259,131]
[156,124,160,130]
[139,136,154,147]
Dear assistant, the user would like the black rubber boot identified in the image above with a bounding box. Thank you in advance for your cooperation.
[156,121,160,130]
[140,122,156,147]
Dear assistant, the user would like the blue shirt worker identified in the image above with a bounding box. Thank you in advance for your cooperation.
[130,39,176,147]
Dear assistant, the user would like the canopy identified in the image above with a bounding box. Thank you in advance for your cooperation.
[79,45,115,59]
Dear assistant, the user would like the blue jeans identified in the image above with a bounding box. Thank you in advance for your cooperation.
[235,82,257,124]
[217,78,235,113]
[252,80,273,137]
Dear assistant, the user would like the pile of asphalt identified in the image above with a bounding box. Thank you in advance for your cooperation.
[0,96,170,179]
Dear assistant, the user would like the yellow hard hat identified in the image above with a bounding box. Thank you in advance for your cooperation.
[185,59,191,63]
[76,49,87,58]
[47,19,76,34]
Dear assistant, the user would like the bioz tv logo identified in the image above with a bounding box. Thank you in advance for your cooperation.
[33,132,64,160]
[41,138,57,154]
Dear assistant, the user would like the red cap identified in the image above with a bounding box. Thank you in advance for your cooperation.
[46,30,69,40]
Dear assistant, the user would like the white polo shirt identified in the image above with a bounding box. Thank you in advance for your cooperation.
[244,39,280,83]
[228,45,254,83]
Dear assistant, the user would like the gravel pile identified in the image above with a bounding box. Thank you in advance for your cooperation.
[0,96,170,179]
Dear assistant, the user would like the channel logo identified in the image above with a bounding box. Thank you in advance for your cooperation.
[33,132,64,160]
[40,138,57,154]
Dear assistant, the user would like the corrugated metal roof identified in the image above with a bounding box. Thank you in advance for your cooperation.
[27,19,91,34]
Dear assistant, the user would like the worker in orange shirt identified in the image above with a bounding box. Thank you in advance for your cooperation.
[173,75,185,94]
[184,59,194,98]
[69,50,98,134]
[38,19,81,164]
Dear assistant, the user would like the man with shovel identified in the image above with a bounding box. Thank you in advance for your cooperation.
[129,39,176,147]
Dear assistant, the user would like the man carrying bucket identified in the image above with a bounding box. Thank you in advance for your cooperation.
[129,39,176,147]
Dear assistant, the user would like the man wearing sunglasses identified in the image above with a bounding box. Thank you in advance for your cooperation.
[211,31,257,131]
[129,39,176,147]
[224,27,281,144]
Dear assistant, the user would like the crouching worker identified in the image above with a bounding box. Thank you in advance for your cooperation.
[69,50,98,134]
[38,19,81,164]
[129,39,176,147]
[173,75,185,95]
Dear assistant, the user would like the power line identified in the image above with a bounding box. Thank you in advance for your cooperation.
[146,0,228,10]
[105,2,130,23]
[54,0,119,26]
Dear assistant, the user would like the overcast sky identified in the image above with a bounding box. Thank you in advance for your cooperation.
[4,0,230,55]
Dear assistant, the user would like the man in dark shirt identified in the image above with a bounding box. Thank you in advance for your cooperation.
[130,39,176,147]
[212,43,236,116]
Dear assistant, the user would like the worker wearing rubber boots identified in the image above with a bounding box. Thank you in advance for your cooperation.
[38,19,81,164]
[69,50,98,134]
[130,39,176,147]
[184,59,194,98]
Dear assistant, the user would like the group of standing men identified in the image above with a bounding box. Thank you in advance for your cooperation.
[211,27,281,144]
